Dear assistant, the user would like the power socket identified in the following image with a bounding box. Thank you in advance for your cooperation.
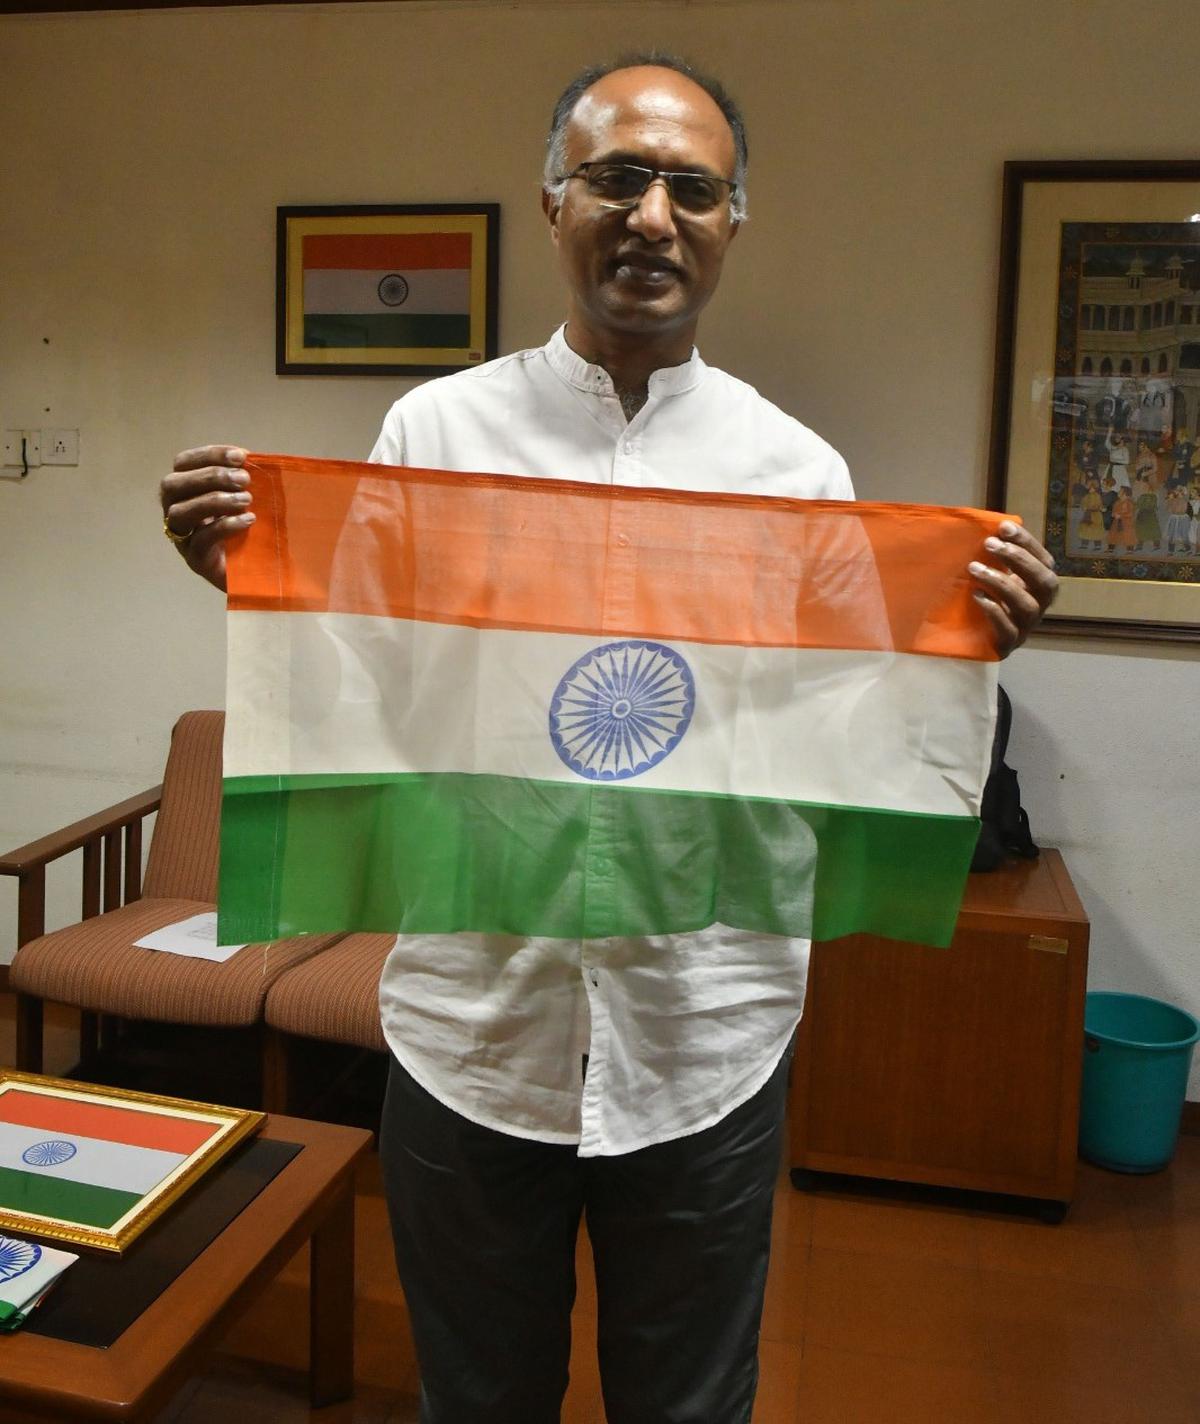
[42,428,79,465]
[3,430,42,469]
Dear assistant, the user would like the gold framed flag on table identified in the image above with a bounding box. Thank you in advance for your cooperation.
[276,204,500,376]
[0,1074,263,1254]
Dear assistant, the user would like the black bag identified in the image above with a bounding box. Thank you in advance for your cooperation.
[970,685,1039,872]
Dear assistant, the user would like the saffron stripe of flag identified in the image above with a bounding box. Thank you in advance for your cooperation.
[220,455,1007,948]
[226,458,999,657]
[301,232,472,270]
[0,1089,219,1155]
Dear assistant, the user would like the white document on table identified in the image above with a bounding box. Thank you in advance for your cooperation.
[133,912,246,963]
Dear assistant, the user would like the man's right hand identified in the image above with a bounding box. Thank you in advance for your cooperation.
[160,445,255,592]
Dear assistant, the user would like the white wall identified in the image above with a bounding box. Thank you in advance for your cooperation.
[2,0,1197,1092]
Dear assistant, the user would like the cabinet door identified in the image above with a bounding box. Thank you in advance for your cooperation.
[794,925,1085,1199]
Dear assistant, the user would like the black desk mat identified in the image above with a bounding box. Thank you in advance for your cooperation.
[23,1138,302,1348]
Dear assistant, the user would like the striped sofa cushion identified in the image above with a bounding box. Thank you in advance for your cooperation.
[264,934,393,1051]
[11,898,338,1027]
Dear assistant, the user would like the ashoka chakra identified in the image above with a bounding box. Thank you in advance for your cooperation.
[377,273,410,306]
[22,1139,77,1168]
[0,1238,41,1282]
[549,640,695,782]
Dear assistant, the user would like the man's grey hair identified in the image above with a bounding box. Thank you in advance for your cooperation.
[542,52,749,222]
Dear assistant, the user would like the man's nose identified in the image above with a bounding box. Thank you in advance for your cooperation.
[626,178,676,240]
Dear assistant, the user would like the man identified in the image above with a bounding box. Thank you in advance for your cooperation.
[161,55,1057,1424]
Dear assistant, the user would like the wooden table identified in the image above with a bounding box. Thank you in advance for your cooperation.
[790,849,1089,1212]
[0,1115,372,1422]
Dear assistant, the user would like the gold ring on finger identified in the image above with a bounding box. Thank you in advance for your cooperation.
[162,515,193,546]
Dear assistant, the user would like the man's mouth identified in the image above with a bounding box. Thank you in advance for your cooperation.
[612,252,682,286]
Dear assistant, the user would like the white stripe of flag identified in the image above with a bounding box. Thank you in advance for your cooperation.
[226,612,995,818]
[303,269,471,316]
[0,1123,187,1196]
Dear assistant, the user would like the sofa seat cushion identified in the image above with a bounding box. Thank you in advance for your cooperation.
[265,933,393,1051]
[11,899,339,1028]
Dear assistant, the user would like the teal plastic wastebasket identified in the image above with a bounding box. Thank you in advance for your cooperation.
[1079,991,1199,1173]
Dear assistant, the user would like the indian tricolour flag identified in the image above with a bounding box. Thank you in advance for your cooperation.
[301,232,472,352]
[219,454,1007,949]
[0,1088,220,1231]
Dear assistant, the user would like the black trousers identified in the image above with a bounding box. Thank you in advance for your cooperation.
[379,1048,792,1424]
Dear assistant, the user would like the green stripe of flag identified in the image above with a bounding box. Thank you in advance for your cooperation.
[303,313,471,351]
[0,1164,142,1230]
[219,773,979,947]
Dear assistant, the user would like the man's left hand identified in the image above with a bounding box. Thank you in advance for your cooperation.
[969,521,1058,657]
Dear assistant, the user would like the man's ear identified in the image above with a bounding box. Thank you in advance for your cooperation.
[542,187,561,246]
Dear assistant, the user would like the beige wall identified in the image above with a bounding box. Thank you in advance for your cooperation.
[2,0,1197,1091]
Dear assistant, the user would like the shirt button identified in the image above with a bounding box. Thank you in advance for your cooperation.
[615,532,630,547]
[588,970,599,988]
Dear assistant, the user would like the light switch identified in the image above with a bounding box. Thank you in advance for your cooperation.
[3,431,41,468]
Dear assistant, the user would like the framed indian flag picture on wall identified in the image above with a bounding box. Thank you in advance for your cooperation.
[277,203,500,376]
[0,1073,263,1253]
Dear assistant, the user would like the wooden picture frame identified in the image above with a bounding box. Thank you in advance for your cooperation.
[276,203,499,377]
[988,160,1200,643]
[0,1073,263,1253]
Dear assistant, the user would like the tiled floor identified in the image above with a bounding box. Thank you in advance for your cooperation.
[4,1007,1196,1422]
[147,1135,1200,1424]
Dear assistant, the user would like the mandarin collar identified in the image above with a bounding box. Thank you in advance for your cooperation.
[545,325,705,400]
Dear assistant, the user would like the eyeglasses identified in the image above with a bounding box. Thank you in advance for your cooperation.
[558,162,736,215]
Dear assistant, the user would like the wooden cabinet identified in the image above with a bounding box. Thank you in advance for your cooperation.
[789,849,1089,1207]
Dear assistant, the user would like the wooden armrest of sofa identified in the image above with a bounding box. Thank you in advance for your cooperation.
[0,785,163,949]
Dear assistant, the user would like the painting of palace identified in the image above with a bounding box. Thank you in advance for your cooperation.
[1048,223,1200,584]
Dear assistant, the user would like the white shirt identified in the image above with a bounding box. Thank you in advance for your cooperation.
[370,327,854,1156]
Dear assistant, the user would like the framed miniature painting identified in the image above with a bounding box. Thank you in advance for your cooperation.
[0,1073,263,1253]
[988,160,1200,642]
[276,203,500,377]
